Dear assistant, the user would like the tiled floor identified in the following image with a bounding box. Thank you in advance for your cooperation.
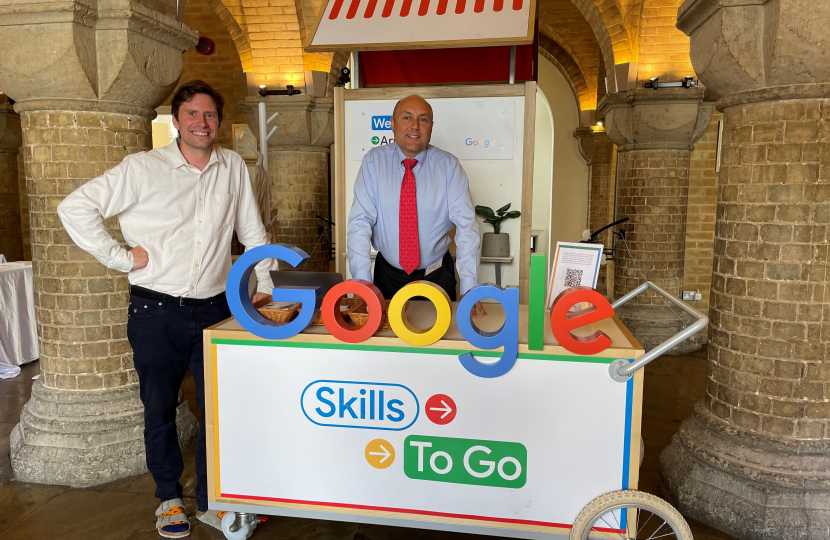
[0,351,737,540]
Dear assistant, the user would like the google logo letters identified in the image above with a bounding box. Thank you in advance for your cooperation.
[465,138,496,148]
[226,244,616,378]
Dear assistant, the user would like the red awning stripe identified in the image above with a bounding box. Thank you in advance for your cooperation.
[330,0,523,19]
[346,0,361,18]
[364,0,378,17]
[328,0,345,19]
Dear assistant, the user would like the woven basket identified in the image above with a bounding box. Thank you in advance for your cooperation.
[347,299,404,331]
[255,295,367,326]
[254,295,300,323]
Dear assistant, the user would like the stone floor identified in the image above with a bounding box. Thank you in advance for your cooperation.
[0,349,738,540]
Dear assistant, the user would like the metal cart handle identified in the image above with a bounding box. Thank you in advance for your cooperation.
[607,281,709,382]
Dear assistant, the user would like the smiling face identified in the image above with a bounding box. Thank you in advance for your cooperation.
[390,96,433,159]
[172,93,220,152]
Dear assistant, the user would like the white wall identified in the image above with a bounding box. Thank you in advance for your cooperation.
[536,55,589,260]
[532,88,554,282]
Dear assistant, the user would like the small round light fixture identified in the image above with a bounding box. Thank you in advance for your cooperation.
[195,37,214,55]
[596,120,603,127]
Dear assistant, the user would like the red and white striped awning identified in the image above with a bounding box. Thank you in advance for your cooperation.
[305,0,535,51]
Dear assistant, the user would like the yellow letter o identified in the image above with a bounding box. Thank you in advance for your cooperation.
[388,281,452,346]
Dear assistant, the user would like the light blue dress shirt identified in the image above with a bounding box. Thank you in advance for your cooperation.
[347,143,481,295]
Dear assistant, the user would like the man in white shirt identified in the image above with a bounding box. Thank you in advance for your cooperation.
[57,80,270,538]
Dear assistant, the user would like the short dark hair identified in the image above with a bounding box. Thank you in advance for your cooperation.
[171,80,224,124]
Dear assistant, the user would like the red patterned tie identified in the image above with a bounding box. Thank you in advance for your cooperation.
[399,158,420,274]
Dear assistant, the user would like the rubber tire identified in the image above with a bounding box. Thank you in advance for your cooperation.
[221,512,253,540]
[570,490,693,540]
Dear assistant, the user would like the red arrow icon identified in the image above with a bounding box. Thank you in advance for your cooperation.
[425,394,457,425]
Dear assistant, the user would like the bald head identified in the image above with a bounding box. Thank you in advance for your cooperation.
[391,95,433,159]
[393,95,433,119]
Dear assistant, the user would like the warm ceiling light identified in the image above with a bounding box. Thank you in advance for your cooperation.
[596,120,603,127]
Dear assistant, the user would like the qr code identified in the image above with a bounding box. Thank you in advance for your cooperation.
[564,268,583,288]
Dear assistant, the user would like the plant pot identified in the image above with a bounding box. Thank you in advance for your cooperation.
[482,232,510,258]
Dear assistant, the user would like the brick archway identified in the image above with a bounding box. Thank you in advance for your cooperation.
[564,0,634,91]
[538,32,588,113]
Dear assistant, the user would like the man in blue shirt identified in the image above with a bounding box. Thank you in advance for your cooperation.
[347,95,484,315]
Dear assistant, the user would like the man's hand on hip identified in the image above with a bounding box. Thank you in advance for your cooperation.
[130,246,149,270]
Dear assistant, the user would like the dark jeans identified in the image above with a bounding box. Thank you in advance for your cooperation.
[127,290,231,512]
[373,251,457,301]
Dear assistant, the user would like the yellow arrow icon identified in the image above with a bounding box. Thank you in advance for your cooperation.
[365,439,395,469]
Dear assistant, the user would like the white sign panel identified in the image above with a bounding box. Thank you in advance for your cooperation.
[309,0,533,50]
[352,99,515,161]
[213,341,635,534]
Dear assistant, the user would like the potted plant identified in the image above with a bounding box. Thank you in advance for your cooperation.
[475,203,521,258]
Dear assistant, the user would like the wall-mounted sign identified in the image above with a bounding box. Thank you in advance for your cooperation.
[352,99,515,161]
[305,0,536,51]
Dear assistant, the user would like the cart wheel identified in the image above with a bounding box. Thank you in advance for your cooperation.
[639,436,645,466]
[221,512,256,540]
[570,490,693,540]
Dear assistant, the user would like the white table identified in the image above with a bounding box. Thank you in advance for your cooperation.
[0,261,38,378]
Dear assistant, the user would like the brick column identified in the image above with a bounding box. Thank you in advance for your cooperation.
[599,89,712,351]
[244,96,334,271]
[574,127,615,295]
[0,0,198,486]
[0,101,22,261]
[661,2,830,538]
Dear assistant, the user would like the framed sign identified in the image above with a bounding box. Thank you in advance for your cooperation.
[305,0,536,52]
[233,124,258,160]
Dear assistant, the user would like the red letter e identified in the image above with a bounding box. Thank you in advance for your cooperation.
[550,286,615,355]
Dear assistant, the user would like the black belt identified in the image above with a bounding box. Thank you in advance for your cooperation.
[130,285,225,307]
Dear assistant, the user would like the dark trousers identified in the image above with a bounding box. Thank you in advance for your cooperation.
[127,288,231,512]
[373,251,457,301]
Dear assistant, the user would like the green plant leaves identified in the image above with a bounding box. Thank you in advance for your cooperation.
[476,203,519,234]
[475,205,495,219]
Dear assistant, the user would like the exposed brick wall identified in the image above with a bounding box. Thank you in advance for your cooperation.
[588,132,615,294]
[165,0,249,150]
[637,0,693,82]
[269,147,330,271]
[614,148,690,302]
[20,110,151,391]
[707,98,830,439]
[683,112,722,312]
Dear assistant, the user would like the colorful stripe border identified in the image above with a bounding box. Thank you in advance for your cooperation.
[210,337,617,364]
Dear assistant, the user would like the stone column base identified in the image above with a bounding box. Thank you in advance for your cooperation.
[10,379,197,487]
[614,304,705,354]
[660,402,830,540]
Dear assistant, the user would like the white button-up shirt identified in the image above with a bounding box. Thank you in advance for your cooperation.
[58,140,273,299]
